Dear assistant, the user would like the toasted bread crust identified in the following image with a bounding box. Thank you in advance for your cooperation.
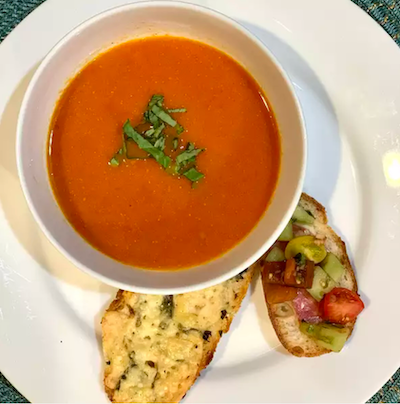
[262,193,358,357]
[102,266,256,403]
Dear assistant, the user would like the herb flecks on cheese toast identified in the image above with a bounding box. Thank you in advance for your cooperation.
[102,266,255,403]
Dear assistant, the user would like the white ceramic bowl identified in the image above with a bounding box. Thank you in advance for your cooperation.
[16,1,306,294]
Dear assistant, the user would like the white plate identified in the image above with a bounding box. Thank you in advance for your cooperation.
[0,0,399,402]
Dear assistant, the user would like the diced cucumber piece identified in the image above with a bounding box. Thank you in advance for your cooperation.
[307,266,336,301]
[292,206,314,224]
[300,322,350,352]
[299,322,318,338]
[278,222,293,241]
[285,236,327,264]
[265,247,285,262]
[321,253,345,283]
[317,325,350,352]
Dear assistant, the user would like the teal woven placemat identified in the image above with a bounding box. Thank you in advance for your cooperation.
[0,0,399,402]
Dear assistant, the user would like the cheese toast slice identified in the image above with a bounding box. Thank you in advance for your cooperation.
[102,266,255,403]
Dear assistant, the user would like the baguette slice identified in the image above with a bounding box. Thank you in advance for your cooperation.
[102,265,256,403]
[261,193,358,357]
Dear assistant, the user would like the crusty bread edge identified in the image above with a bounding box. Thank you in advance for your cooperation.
[263,192,358,357]
[102,289,125,402]
[103,265,256,402]
[198,264,256,371]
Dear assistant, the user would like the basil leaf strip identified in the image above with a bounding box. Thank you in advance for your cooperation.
[183,167,204,182]
[109,157,119,167]
[148,94,164,109]
[154,136,166,151]
[176,144,204,166]
[151,105,177,127]
[167,108,187,113]
[123,120,171,169]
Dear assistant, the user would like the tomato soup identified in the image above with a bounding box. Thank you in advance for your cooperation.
[48,36,281,270]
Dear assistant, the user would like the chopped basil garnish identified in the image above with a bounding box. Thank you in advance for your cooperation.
[110,94,204,185]
[123,120,171,168]
[148,94,164,109]
[176,124,184,135]
[183,167,204,182]
[151,105,177,127]
[144,110,161,128]
[176,143,204,168]
[109,157,119,167]
[168,108,187,113]
[172,137,179,151]
[154,136,166,151]
[145,128,155,137]
[153,123,165,139]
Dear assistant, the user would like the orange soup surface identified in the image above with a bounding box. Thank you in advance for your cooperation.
[48,36,281,270]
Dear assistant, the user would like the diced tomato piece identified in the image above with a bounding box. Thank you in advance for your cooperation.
[282,259,315,288]
[283,258,297,285]
[303,260,315,289]
[263,257,316,289]
[321,288,364,324]
[293,289,322,324]
[262,261,285,285]
[262,283,298,304]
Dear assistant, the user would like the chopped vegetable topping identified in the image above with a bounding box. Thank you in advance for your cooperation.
[321,288,364,324]
[262,283,298,304]
[262,258,314,289]
[278,222,293,241]
[321,253,345,282]
[283,258,296,285]
[265,246,285,262]
[293,289,322,324]
[307,266,336,301]
[285,236,327,264]
[292,206,314,224]
[263,261,286,285]
[300,322,350,352]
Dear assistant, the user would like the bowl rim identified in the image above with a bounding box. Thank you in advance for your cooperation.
[16,0,306,294]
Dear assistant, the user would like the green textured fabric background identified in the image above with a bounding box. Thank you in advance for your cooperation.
[0,0,400,402]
